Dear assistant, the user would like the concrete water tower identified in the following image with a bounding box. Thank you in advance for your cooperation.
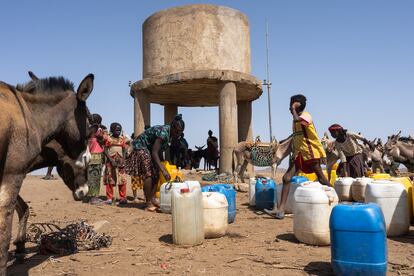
[130,4,262,174]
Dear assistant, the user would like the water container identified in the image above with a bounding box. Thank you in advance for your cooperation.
[369,173,391,180]
[365,180,409,236]
[276,176,309,213]
[202,192,228,238]
[330,203,387,276]
[201,184,236,223]
[390,177,414,223]
[156,161,185,198]
[298,169,337,185]
[172,186,204,246]
[294,182,338,245]
[334,177,354,201]
[255,178,276,210]
[249,177,256,206]
[351,177,372,202]
[160,181,201,213]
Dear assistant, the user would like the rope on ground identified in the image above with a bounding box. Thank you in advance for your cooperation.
[201,171,234,183]
[26,220,112,255]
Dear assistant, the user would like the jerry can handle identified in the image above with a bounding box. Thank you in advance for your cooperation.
[165,181,173,191]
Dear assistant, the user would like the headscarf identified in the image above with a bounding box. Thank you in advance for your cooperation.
[328,124,344,132]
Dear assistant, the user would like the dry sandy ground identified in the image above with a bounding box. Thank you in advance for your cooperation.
[6,173,414,276]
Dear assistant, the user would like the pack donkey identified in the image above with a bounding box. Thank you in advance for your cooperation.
[0,72,94,275]
[232,136,293,183]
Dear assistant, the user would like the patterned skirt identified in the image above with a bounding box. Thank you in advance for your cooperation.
[125,149,156,179]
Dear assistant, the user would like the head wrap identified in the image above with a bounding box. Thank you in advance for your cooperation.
[328,124,343,132]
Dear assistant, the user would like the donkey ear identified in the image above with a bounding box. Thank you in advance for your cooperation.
[396,130,401,137]
[28,71,39,81]
[77,73,94,101]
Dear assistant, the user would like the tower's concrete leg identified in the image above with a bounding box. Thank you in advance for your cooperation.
[164,104,178,162]
[238,101,254,177]
[219,82,238,174]
[134,91,151,136]
[164,104,178,125]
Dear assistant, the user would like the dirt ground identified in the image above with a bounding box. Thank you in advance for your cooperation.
[6,172,414,276]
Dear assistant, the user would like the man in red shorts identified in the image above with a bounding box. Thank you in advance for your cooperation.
[265,94,331,219]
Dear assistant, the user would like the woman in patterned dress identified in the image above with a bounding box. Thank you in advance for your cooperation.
[125,115,185,211]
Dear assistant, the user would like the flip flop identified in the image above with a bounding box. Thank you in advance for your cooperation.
[145,206,158,212]
[264,208,285,219]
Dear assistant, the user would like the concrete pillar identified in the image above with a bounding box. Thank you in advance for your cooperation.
[219,82,238,174]
[133,91,151,136]
[238,101,254,176]
[164,104,178,125]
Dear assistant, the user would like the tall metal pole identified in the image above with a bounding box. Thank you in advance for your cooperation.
[264,18,273,141]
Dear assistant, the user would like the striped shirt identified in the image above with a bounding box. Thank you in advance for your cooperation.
[334,131,364,162]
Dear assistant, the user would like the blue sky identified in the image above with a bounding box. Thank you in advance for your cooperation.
[2,1,413,171]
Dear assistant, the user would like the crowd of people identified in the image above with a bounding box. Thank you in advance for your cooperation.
[265,94,377,219]
[72,114,188,210]
[41,94,386,215]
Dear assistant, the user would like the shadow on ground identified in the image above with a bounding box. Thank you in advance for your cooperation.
[276,233,300,244]
[388,229,414,245]
[304,261,334,276]
[7,246,69,276]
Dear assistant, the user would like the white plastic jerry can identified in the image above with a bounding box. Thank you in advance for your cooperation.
[172,186,204,246]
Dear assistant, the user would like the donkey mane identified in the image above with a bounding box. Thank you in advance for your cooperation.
[398,136,414,144]
[16,76,75,94]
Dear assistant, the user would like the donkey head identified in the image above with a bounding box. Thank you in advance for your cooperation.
[383,131,404,164]
[27,72,95,199]
[384,131,401,154]
[39,140,89,200]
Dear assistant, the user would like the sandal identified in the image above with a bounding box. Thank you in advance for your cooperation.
[264,208,285,219]
[145,206,158,212]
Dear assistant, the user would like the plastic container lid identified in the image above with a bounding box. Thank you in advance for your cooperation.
[180,188,190,193]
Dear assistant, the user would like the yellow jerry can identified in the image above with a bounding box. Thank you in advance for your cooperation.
[156,161,184,198]
[390,177,414,223]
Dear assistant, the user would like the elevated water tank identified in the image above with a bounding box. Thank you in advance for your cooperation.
[143,4,251,78]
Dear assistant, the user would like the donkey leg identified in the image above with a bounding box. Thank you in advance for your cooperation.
[270,163,276,179]
[13,195,29,255]
[239,160,248,184]
[0,174,24,275]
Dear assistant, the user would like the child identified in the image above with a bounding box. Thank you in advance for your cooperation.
[86,113,106,204]
[104,122,128,205]
[129,132,143,203]
[265,94,331,219]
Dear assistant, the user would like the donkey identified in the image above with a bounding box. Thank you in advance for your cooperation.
[361,138,385,173]
[383,131,414,172]
[232,136,293,183]
[320,132,342,181]
[0,72,94,275]
[191,145,207,169]
[14,139,89,256]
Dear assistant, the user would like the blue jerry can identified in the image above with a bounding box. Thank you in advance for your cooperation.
[330,203,387,276]
[255,178,276,210]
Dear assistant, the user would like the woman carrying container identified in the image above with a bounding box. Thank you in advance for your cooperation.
[328,124,373,178]
[125,114,185,211]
